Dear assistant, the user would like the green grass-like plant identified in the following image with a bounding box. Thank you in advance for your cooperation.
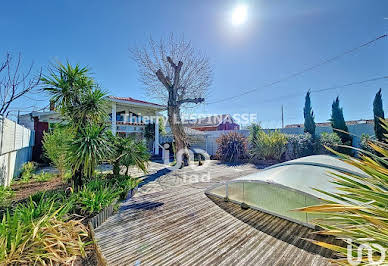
[249,124,287,161]
[33,171,56,182]
[0,187,14,206]
[72,179,120,216]
[297,122,388,265]
[19,162,36,182]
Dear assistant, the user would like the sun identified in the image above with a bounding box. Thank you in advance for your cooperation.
[231,4,248,26]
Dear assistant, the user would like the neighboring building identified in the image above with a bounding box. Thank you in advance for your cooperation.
[19,96,165,161]
[183,114,240,132]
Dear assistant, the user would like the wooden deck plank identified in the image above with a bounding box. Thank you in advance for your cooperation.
[94,162,335,265]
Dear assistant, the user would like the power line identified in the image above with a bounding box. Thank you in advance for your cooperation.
[206,34,387,105]
[252,75,388,105]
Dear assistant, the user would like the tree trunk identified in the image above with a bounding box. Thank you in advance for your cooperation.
[73,168,83,192]
[168,105,189,167]
[113,160,120,176]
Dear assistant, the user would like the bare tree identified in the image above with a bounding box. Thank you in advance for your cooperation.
[0,53,41,117]
[132,35,212,162]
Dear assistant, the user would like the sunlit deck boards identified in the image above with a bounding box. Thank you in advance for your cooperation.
[94,163,334,265]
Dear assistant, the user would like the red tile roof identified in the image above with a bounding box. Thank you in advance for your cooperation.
[108,96,165,108]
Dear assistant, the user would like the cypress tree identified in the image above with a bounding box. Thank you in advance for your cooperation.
[373,88,385,141]
[303,90,316,137]
[331,97,352,144]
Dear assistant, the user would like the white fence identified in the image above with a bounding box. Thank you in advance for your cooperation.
[0,117,34,186]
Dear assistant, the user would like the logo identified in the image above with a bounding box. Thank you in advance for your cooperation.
[346,239,386,265]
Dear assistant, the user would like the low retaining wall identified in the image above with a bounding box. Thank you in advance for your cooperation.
[87,186,138,266]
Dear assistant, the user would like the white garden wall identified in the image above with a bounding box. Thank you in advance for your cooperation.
[0,117,34,186]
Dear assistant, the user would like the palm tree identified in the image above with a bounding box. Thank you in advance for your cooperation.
[68,124,113,182]
[108,134,150,176]
[41,62,110,189]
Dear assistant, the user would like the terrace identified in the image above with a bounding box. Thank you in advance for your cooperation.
[94,161,335,265]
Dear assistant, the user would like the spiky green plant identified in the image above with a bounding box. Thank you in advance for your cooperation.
[68,124,113,183]
[297,121,388,265]
[41,62,109,190]
[249,124,287,161]
[108,133,150,176]
[0,187,14,206]
[0,208,88,265]
[216,131,248,162]
[72,179,120,216]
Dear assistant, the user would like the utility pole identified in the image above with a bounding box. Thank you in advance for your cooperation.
[281,105,284,128]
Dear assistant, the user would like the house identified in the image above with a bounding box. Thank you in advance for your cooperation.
[19,96,166,161]
[183,114,240,132]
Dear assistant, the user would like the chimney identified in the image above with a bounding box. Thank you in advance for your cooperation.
[49,100,55,111]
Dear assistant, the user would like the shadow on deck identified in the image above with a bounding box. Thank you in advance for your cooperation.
[207,194,340,259]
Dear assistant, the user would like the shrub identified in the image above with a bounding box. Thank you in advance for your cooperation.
[0,192,86,265]
[0,209,88,265]
[33,171,55,182]
[216,132,248,162]
[249,125,287,161]
[108,133,150,176]
[108,175,141,200]
[316,132,341,155]
[359,134,376,155]
[42,125,74,179]
[0,187,14,206]
[12,193,72,221]
[285,133,315,160]
[19,162,36,182]
[298,123,388,265]
[72,179,120,216]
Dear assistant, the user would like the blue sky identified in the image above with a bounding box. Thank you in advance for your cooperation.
[1,0,387,128]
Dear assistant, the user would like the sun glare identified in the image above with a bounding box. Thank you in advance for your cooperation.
[231,4,248,26]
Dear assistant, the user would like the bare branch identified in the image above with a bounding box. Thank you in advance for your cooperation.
[0,53,41,116]
[177,97,204,106]
[156,69,172,90]
[131,34,213,157]
[130,34,213,105]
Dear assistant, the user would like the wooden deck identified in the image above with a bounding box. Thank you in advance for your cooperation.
[94,162,335,265]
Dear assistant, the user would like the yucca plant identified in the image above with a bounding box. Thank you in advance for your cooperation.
[68,124,113,188]
[108,134,150,176]
[42,62,110,190]
[297,120,388,265]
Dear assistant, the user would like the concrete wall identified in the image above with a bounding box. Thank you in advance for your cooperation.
[0,117,34,186]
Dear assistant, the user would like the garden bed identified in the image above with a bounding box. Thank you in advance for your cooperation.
[0,173,139,265]
[10,177,67,202]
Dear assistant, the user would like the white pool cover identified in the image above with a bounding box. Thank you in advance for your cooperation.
[206,155,366,227]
